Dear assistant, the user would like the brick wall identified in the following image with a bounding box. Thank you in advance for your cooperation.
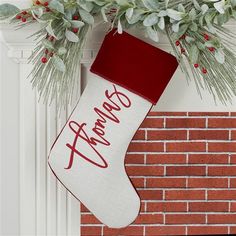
[81,112,236,236]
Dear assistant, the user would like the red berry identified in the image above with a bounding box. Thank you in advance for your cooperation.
[44,1,49,6]
[49,36,54,41]
[36,0,41,5]
[202,68,207,74]
[49,52,54,57]
[73,15,79,20]
[41,57,48,63]
[16,15,22,20]
[21,18,27,22]
[72,28,78,33]
[208,47,215,52]
[45,49,49,54]
[180,34,186,40]
[181,48,185,53]
[22,11,27,15]
[175,40,180,46]
[45,7,50,12]
[194,63,199,68]
[204,33,210,41]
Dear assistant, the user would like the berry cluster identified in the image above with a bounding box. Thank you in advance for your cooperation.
[175,33,212,75]
[72,15,79,34]
[15,10,32,22]
[41,34,56,64]
[15,1,50,22]
[41,48,54,64]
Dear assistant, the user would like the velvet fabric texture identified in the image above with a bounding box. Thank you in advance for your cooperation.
[90,29,179,105]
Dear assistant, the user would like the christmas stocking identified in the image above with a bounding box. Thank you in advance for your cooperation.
[48,29,178,228]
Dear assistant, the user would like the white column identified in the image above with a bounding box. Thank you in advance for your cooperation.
[0,22,81,236]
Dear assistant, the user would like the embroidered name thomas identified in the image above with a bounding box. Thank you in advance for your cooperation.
[65,84,132,169]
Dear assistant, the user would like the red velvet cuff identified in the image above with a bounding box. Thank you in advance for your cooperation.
[90,29,178,105]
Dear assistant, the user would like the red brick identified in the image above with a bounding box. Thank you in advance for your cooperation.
[188,154,229,164]
[103,226,144,236]
[208,142,236,152]
[166,118,206,128]
[230,154,236,164]
[133,130,145,140]
[189,202,229,212]
[189,130,229,140]
[81,226,102,236]
[208,214,236,224]
[188,178,228,188]
[188,112,229,116]
[166,166,206,176]
[126,166,164,176]
[230,178,236,188]
[148,112,187,116]
[147,202,187,212]
[81,214,102,224]
[230,202,236,212]
[208,166,236,176]
[140,118,164,128]
[125,154,145,164]
[138,190,163,200]
[165,190,205,200]
[130,178,145,188]
[128,142,164,152]
[146,178,186,188]
[146,226,185,235]
[146,154,186,164]
[230,226,236,234]
[187,226,228,235]
[166,142,206,152]
[165,214,205,224]
[81,204,89,212]
[140,201,145,212]
[231,130,236,140]
[133,213,163,224]
[208,190,236,200]
[147,130,187,140]
[208,118,236,128]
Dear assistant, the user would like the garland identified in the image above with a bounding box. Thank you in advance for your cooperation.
[1,0,236,108]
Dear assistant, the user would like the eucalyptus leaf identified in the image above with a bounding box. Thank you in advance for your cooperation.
[46,21,58,39]
[58,47,67,55]
[71,20,85,28]
[116,0,128,6]
[65,30,79,42]
[126,9,145,24]
[158,16,165,30]
[0,3,19,18]
[49,0,65,14]
[214,0,225,14]
[79,8,94,24]
[143,13,159,26]
[146,27,159,42]
[52,55,66,72]
[201,4,209,15]
[126,8,133,19]
[142,0,159,10]
[32,8,44,18]
[215,49,225,63]
[167,9,185,20]
[77,0,94,12]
